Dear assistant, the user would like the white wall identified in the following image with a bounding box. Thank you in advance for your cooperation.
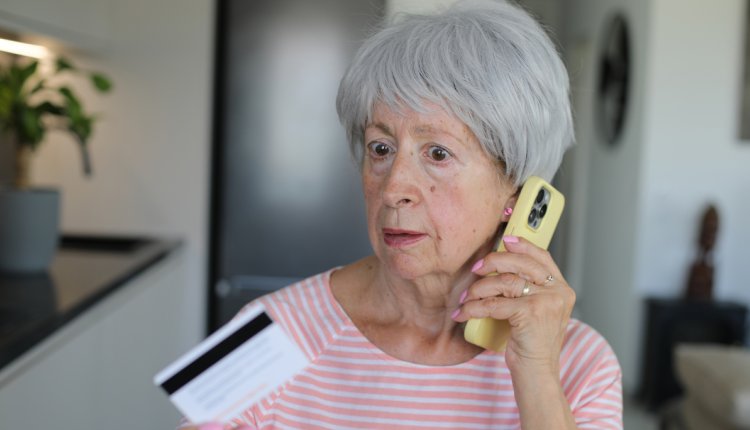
[560,0,652,393]
[636,0,750,306]
[28,0,213,370]
[385,0,457,17]
[561,0,750,395]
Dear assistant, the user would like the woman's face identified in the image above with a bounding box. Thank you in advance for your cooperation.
[362,102,516,280]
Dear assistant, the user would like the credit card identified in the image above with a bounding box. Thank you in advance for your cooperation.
[153,304,309,424]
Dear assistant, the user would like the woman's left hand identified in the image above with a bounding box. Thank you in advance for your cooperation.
[452,235,576,373]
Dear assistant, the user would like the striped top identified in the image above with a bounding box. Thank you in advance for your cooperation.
[223,269,622,429]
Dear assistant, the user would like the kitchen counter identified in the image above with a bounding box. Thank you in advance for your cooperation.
[0,235,181,371]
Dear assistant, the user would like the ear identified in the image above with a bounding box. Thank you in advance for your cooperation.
[500,193,519,222]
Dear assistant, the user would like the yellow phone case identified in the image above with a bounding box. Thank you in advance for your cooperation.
[463,176,565,352]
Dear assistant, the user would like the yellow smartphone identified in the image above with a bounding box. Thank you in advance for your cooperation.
[463,176,565,352]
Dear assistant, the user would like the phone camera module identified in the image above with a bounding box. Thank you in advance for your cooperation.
[539,204,548,218]
[528,208,538,225]
[536,189,545,204]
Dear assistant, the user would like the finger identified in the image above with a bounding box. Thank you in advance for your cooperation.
[472,249,550,284]
[465,272,528,301]
[500,235,562,280]
[453,295,520,323]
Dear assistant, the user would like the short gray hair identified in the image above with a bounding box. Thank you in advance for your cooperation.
[336,0,574,186]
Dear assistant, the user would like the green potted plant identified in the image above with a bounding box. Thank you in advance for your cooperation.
[0,56,112,273]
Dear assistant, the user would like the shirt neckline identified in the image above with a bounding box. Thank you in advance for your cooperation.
[320,267,500,369]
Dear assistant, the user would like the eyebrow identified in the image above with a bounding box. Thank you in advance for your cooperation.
[367,122,394,136]
[366,122,464,143]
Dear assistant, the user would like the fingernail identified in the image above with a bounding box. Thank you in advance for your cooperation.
[451,308,461,320]
[471,259,484,272]
[503,235,519,244]
[459,289,468,304]
[503,207,513,216]
[197,424,224,430]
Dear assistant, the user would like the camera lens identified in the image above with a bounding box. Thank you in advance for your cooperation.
[536,189,545,204]
[528,208,538,225]
[540,204,548,218]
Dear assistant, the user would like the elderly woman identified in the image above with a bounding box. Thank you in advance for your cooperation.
[188,1,622,429]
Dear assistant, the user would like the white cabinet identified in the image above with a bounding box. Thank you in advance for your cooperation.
[0,251,199,430]
[0,0,111,51]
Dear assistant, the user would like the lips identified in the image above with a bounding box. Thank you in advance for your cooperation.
[382,228,427,248]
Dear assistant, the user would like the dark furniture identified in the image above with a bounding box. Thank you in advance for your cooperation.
[639,298,748,411]
[0,235,180,371]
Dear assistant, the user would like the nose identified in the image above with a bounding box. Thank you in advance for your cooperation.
[382,151,422,208]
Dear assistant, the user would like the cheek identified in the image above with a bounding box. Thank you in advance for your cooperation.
[433,181,504,248]
[361,173,383,228]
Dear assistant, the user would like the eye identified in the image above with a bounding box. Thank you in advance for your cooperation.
[427,145,451,162]
[367,141,393,158]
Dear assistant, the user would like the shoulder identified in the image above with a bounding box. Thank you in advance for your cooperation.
[560,318,621,378]
[562,318,619,363]
[236,268,348,360]
[560,318,623,421]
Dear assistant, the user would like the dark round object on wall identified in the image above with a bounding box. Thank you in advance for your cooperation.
[596,13,631,146]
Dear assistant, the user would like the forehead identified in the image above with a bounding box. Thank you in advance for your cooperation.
[367,101,472,139]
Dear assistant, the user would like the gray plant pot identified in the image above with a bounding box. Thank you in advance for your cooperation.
[0,188,61,273]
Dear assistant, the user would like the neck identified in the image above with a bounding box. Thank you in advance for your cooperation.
[332,255,489,365]
[364,257,477,338]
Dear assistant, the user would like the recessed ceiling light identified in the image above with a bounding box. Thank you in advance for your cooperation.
[0,38,49,59]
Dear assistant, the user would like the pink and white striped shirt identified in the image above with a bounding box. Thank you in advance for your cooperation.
[223,269,622,429]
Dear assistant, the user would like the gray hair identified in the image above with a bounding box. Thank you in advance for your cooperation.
[335,0,574,187]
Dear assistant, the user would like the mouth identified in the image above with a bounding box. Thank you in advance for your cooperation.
[382,228,427,248]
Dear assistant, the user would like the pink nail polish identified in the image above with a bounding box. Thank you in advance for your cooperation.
[503,207,513,216]
[503,235,519,244]
[459,290,468,304]
[451,308,461,320]
[471,259,484,272]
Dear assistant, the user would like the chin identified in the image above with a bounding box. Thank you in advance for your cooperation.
[381,252,467,282]
[380,253,433,280]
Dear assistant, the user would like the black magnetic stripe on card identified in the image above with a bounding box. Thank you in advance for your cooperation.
[161,312,273,395]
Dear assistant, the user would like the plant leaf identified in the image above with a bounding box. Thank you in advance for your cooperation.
[69,113,93,143]
[56,57,75,72]
[58,86,83,117]
[19,106,44,147]
[30,79,45,94]
[19,61,38,86]
[0,86,13,122]
[90,73,112,92]
[58,86,92,143]
[35,101,64,116]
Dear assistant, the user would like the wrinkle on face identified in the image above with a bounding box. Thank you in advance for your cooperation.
[362,102,516,283]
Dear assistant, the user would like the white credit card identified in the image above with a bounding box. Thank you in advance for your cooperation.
[153,304,310,424]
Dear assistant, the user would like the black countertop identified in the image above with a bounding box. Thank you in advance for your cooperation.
[0,235,181,371]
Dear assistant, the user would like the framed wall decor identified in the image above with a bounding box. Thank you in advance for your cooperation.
[595,13,631,147]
